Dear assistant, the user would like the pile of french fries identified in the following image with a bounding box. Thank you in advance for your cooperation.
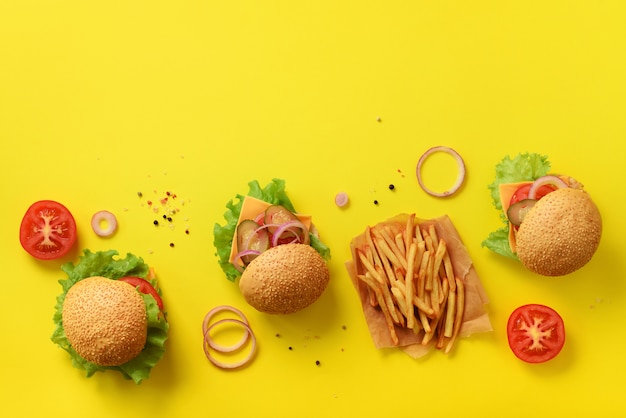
[355,214,465,354]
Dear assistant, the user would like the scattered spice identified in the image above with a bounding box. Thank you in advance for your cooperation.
[153,220,159,226]
[315,360,321,366]
[169,242,175,248]
[373,200,379,205]
[388,184,395,190]
[288,346,293,351]
[137,192,143,198]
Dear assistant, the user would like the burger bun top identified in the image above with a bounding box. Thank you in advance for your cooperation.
[515,188,602,276]
[239,244,330,314]
[62,276,148,366]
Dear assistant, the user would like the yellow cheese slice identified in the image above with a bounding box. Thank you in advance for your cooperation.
[228,196,312,265]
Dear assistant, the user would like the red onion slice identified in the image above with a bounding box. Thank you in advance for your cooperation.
[528,175,569,200]
[203,318,257,369]
[232,249,262,272]
[271,220,310,247]
[335,192,349,207]
[90,210,118,237]
[416,146,466,197]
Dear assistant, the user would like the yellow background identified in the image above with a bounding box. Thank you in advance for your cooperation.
[1,1,624,417]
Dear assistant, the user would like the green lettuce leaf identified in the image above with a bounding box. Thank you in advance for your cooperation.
[481,153,551,259]
[51,249,169,384]
[213,178,331,281]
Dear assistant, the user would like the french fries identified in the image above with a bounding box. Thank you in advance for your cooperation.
[355,218,466,354]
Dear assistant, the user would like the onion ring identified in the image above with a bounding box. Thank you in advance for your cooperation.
[203,318,257,369]
[232,249,262,272]
[202,305,251,351]
[528,175,569,200]
[90,210,118,237]
[416,146,466,197]
[271,219,310,247]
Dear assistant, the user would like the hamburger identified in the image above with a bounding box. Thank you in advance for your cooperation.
[213,178,331,313]
[51,249,169,384]
[481,153,602,276]
[239,243,330,314]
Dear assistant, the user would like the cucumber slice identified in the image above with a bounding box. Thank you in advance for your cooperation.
[507,199,537,227]
[264,205,300,233]
[236,219,270,265]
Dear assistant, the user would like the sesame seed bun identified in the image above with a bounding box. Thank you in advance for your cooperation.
[62,276,148,366]
[239,244,330,314]
[516,188,602,276]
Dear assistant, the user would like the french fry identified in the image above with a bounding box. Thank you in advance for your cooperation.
[359,248,377,306]
[443,251,456,292]
[444,277,465,354]
[358,252,402,324]
[433,239,446,284]
[423,231,434,253]
[365,226,383,269]
[395,233,406,258]
[417,250,430,298]
[415,222,424,242]
[404,241,417,329]
[439,274,449,306]
[427,224,438,249]
[358,273,399,345]
[404,213,415,252]
[444,285,456,338]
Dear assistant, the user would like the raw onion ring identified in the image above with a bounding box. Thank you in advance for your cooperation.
[271,220,310,247]
[528,175,569,200]
[202,312,257,369]
[416,146,466,197]
[232,249,262,272]
[90,210,118,237]
[202,305,251,352]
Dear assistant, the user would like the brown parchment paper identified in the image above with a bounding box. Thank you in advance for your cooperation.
[345,213,492,358]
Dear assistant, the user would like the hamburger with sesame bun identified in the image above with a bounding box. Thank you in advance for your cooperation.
[482,153,602,276]
[239,243,330,314]
[213,179,331,313]
[51,250,169,384]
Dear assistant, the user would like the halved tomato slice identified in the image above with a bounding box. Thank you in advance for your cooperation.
[19,200,77,260]
[507,304,565,363]
[119,276,164,310]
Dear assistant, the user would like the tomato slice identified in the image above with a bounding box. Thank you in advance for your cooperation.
[509,183,556,206]
[119,276,164,310]
[19,200,77,260]
[507,304,565,363]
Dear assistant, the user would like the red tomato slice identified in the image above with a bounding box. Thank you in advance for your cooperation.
[509,183,556,206]
[119,276,164,310]
[19,200,77,260]
[507,304,565,363]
